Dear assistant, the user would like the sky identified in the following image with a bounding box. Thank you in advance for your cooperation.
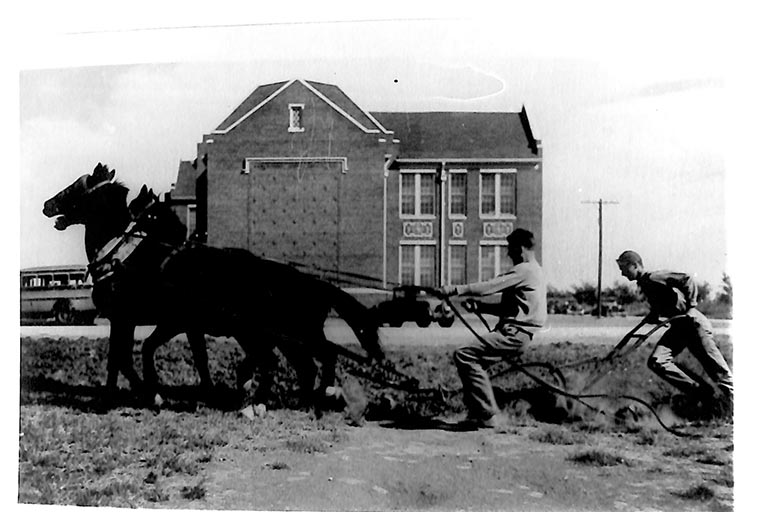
[7,2,763,295]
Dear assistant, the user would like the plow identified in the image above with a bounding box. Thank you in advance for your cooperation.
[312,280,698,437]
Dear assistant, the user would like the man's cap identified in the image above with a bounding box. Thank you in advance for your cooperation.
[616,250,642,265]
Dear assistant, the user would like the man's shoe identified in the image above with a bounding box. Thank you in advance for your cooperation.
[457,413,504,430]
[478,414,505,429]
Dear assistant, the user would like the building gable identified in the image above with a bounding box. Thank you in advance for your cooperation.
[172,160,202,199]
[213,79,386,135]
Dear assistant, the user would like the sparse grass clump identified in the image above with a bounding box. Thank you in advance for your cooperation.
[673,484,716,501]
[567,449,630,467]
[180,482,206,500]
[530,426,587,445]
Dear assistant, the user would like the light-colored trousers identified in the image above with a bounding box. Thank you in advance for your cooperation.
[648,309,733,398]
[453,323,532,420]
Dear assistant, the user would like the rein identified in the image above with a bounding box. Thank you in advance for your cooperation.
[87,195,165,283]
[433,293,695,438]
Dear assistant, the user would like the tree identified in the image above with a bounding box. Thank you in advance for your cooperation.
[606,281,640,306]
[572,282,597,306]
[696,280,712,304]
[547,285,571,300]
[717,273,733,306]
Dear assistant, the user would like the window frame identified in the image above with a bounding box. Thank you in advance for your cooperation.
[186,204,197,239]
[478,241,512,280]
[448,240,468,285]
[448,169,468,219]
[399,240,438,286]
[288,103,305,133]
[478,168,518,219]
[399,170,437,219]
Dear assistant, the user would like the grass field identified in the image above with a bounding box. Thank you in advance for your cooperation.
[18,328,733,507]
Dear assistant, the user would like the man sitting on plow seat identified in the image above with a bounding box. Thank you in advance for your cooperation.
[441,228,547,429]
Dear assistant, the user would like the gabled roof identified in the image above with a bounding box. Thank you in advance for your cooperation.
[372,110,540,160]
[215,81,288,132]
[213,79,391,135]
[172,160,202,198]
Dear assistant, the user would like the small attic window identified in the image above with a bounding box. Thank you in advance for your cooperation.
[288,104,304,132]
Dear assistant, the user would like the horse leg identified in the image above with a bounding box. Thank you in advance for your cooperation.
[235,335,278,406]
[275,333,319,410]
[317,339,339,392]
[118,329,143,394]
[187,330,214,396]
[106,321,139,392]
[141,324,178,401]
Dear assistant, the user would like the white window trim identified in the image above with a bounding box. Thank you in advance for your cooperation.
[479,240,509,278]
[448,169,468,220]
[399,171,437,219]
[448,240,468,285]
[399,240,437,286]
[288,103,305,133]
[479,168,517,219]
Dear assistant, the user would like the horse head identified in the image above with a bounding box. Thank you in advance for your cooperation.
[358,321,386,361]
[129,184,157,218]
[128,185,188,248]
[43,162,118,230]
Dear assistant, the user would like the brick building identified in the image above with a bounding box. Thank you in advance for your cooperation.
[168,79,542,290]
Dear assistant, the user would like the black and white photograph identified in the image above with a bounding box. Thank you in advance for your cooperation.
[8,3,762,511]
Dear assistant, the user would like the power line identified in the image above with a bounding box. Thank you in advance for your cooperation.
[582,199,619,319]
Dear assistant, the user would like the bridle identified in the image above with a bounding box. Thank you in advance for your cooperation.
[86,193,162,283]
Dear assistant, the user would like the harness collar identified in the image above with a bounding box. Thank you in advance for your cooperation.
[87,193,157,283]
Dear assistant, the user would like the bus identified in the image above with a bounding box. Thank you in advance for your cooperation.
[20,265,98,325]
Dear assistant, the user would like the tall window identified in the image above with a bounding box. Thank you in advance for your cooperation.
[400,243,436,287]
[288,104,304,132]
[480,243,513,280]
[449,243,467,285]
[186,205,197,239]
[449,171,467,217]
[480,170,517,217]
[400,172,436,217]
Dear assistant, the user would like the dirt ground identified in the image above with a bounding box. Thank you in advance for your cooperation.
[17,318,735,511]
[165,412,732,512]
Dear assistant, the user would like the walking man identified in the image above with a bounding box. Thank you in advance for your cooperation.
[441,228,547,429]
[615,250,733,408]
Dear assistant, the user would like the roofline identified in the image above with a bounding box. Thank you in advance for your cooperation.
[212,79,384,135]
[299,80,381,134]
[212,80,294,134]
[394,157,542,164]
[21,265,88,274]
[361,111,394,134]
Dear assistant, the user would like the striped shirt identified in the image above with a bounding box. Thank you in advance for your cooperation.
[456,261,547,328]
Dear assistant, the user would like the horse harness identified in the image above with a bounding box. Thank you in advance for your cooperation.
[87,194,168,284]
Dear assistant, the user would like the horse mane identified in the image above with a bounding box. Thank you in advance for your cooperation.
[102,180,130,205]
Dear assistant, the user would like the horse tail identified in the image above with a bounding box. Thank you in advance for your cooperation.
[318,280,385,360]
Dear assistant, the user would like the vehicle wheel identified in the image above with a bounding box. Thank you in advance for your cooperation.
[437,317,454,328]
[416,310,432,328]
[53,299,74,325]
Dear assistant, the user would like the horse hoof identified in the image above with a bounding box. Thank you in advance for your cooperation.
[240,405,254,420]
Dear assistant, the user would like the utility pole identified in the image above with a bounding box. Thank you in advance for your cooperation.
[582,199,619,318]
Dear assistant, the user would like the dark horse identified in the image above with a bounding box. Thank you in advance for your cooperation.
[43,163,385,408]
